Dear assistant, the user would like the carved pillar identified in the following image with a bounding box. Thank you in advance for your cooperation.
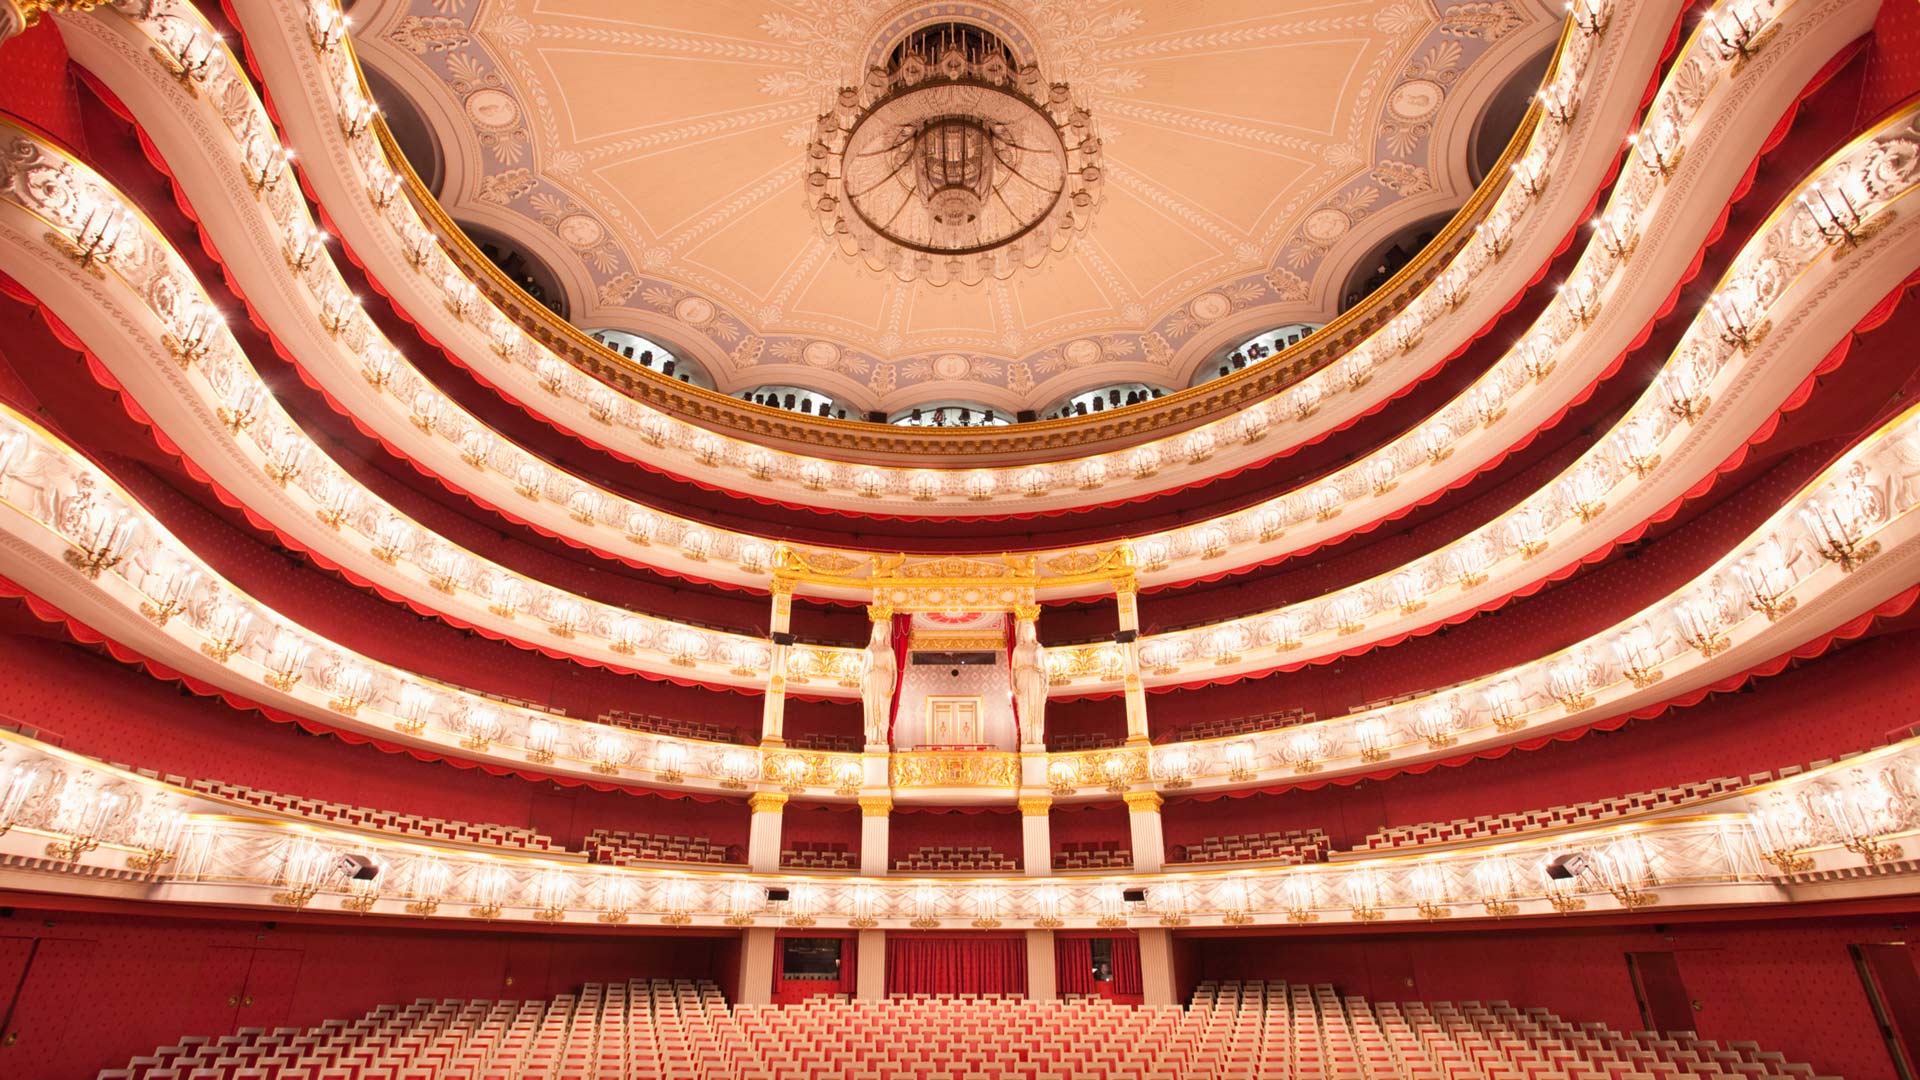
[858,795,892,876]
[1013,602,1047,751]
[738,927,778,1005]
[1115,573,1151,744]
[760,580,793,745]
[1026,929,1057,1001]
[746,791,787,874]
[1135,927,1179,1006]
[1020,796,1053,876]
[862,603,897,752]
[1124,790,1165,874]
[855,929,887,1000]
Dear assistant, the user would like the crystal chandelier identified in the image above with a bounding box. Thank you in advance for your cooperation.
[805,23,1104,286]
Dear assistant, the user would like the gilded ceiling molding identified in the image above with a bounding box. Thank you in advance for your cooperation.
[341,0,1561,409]
[207,0,1670,507]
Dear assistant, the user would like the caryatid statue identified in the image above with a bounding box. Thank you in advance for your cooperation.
[861,615,897,748]
[1011,615,1048,747]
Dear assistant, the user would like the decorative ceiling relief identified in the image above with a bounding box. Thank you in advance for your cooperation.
[353,0,1556,409]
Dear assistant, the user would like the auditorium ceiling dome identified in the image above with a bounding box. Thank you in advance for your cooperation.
[349,0,1560,417]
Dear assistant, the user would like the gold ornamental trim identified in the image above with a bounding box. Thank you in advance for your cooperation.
[1123,791,1165,813]
[1017,797,1054,817]
[775,546,1137,608]
[908,631,1008,652]
[376,80,1541,459]
[889,751,1021,789]
[858,796,894,817]
[748,792,789,814]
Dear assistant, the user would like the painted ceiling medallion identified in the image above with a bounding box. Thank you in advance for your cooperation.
[805,22,1104,286]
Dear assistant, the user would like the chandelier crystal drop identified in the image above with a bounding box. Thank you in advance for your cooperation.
[805,22,1104,286]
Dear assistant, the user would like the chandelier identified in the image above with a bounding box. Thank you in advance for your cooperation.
[805,23,1104,286]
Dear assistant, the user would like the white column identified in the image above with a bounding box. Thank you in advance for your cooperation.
[1135,928,1179,1007]
[1025,930,1057,1001]
[1124,791,1165,873]
[738,927,778,1005]
[1020,797,1053,876]
[856,929,887,1000]
[746,792,786,874]
[1116,574,1150,744]
[760,582,792,745]
[859,796,891,876]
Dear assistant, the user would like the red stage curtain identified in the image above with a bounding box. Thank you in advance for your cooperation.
[886,935,1027,996]
[1055,937,1098,996]
[886,612,911,744]
[1111,936,1143,996]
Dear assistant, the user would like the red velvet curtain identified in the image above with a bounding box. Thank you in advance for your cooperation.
[1111,936,1143,996]
[886,612,911,745]
[1055,937,1098,996]
[1005,617,1022,744]
[886,935,1027,996]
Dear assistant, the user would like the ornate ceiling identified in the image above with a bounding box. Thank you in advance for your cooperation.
[351,0,1557,412]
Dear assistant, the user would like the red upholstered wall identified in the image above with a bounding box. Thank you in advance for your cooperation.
[1049,802,1130,859]
[779,697,866,746]
[1160,626,1920,852]
[1185,914,1916,1080]
[889,807,1024,867]
[782,801,863,856]
[1046,695,1128,748]
[0,905,735,1080]
[1858,0,1920,121]
[0,24,87,151]
[0,631,752,850]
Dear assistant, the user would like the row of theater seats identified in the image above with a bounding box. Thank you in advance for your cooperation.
[475,691,568,718]
[893,845,1021,873]
[1357,777,1761,851]
[102,979,723,1080]
[599,710,743,745]
[101,979,1831,1080]
[1050,706,1321,751]
[784,732,864,753]
[1169,828,1330,866]
[1189,980,1827,1080]
[190,780,562,852]
[1352,730,1920,852]
[1053,840,1133,871]
[780,840,856,871]
[583,828,743,867]
[1050,731,1127,751]
[1162,707,1318,745]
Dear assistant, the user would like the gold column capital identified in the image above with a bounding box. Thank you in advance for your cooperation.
[1018,796,1053,817]
[748,792,789,814]
[858,795,893,817]
[770,575,796,597]
[866,603,893,622]
[1123,791,1164,813]
[1112,571,1139,598]
[1012,603,1042,622]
